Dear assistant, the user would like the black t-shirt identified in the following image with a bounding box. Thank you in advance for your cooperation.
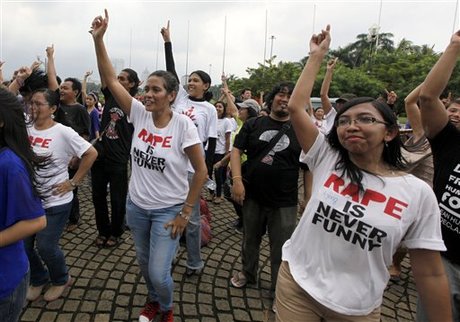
[233,116,307,208]
[59,102,90,138]
[100,87,134,165]
[429,122,460,265]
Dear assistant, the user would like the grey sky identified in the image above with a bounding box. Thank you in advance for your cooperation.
[1,0,458,86]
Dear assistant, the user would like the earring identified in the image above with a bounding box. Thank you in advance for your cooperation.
[384,141,388,148]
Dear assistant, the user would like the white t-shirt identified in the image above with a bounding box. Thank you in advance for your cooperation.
[173,86,217,143]
[28,123,91,209]
[282,134,445,316]
[128,99,201,209]
[215,118,233,154]
[228,117,238,132]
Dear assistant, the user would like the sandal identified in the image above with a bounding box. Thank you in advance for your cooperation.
[95,235,107,248]
[230,271,247,288]
[105,236,120,248]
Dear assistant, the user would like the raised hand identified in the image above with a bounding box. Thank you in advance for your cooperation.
[161,20,171,42]
[46,44,54,58]
[450,29,460,46]
[327,57,338,71]
[90,9,109,40]
[84,70,93,78]
[309,25,331,56]
[16,66,32,83]
[30,61,41,71]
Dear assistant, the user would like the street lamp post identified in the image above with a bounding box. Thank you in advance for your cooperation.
[269,35,276,59]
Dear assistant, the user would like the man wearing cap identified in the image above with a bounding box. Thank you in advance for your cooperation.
[229,82,308,311]
[237,98,260,116]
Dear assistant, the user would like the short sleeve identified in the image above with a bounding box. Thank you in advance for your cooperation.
[5,164,44,226]
[181,117,202,152]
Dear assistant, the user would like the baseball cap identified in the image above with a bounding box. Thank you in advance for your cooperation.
[236,99,260,114]
[336,93,357,103]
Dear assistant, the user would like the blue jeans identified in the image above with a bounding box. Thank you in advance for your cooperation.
[185,172,203,270]
[416,256,460,321]
[126,198,181,311]
[24,202,71,286]
[0,270,29,322]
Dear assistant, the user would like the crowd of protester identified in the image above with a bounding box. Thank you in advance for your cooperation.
[0,9,459,322]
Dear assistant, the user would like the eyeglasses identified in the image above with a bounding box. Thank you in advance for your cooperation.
[336,115,388,128]
[29,100,49,108]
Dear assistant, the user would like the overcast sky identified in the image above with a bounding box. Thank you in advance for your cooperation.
[1,0,459,86]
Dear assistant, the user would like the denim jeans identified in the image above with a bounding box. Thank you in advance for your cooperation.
[242,198,297,292]
[126,198,181,311]
[24,202,71,286]
[185,172,204,270]
[416,256,460,321]
[91,160,129,238]
[0,270,29,322]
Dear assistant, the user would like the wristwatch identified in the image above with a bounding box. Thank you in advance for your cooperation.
[179,211,190,221]
[69,179,78,188]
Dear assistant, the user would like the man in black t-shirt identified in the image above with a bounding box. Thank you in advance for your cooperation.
[91,68,138,248]
[229,83,307,308]
[59,77,90,232]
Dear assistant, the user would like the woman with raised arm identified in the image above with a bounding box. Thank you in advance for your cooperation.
[91,10,207,322]
[0,87,47,322]
[161,20,217,277]
[276,26,451,322]
[417,30,460,322]
[24,88,97,303]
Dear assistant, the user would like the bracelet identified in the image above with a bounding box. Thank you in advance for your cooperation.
[179,211,190,221]
[232,176,243,180]
[69,179,78,188]
[184,202,194,208]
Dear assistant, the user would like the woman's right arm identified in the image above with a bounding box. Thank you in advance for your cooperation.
[161,21,180,82]
[91,10,133,116]
[0,216,46,247]
[419,31,460,138]
[288,25,331,153]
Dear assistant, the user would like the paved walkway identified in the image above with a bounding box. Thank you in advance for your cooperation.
[20,177,418,321]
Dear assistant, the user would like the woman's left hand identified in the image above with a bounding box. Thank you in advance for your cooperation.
[53,180,75,196]
[164,214,189,239]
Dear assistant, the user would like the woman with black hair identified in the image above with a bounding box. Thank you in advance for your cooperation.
[277,26,451,321]
[24,89,97,302]
[161,21,217,277]
[0,87,47,322]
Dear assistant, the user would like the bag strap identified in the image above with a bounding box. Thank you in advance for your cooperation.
[244,121,291,178]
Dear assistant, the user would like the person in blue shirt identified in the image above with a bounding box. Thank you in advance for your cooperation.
[0,87,47,322]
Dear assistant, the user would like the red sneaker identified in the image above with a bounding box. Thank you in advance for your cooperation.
[139,301,159,322]
[160,309,174,322]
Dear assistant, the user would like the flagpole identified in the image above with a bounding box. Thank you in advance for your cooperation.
[453,0,459,33]
[222,15,227,75]
[185,20,190,84]
[375,0,383,54]
[312,4,316,34]
[263,9,268,66]
[155,24,160,70]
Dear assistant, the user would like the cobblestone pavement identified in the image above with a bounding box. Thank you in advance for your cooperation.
[20,177,418,321]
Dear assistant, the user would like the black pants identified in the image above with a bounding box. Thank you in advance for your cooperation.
[68,168,80,225]
[91,160,129,238]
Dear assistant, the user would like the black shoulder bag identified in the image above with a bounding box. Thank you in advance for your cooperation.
[224,122,291,199]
